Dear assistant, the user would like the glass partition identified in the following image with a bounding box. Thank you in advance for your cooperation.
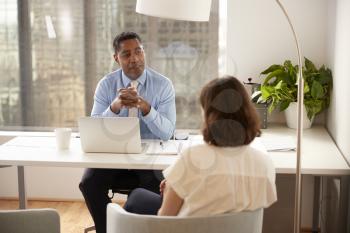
[0,0,220,130]
[0,0,20,126]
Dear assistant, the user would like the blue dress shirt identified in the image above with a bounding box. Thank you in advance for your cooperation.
[91,68,176,140]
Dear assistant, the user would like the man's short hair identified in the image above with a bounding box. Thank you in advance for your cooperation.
[113,31,142,53]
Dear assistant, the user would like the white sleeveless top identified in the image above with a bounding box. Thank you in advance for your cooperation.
[162,142,277,217]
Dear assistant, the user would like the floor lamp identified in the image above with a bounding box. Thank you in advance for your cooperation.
[135,0,304,232]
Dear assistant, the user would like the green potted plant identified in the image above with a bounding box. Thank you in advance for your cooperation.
[252,58,332,129]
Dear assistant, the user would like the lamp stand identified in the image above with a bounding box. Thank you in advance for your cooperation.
[275,1,304,233]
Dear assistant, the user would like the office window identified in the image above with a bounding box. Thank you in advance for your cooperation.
[30,0,85,127]
[0,0,20,127]
[0,0,219,130]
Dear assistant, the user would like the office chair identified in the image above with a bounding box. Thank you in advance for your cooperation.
[84,169,164,233]
[0,208,60,233]
[107,203,263,233]
[84,187,132,233]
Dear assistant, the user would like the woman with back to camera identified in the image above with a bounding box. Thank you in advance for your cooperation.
[123,75,277,216]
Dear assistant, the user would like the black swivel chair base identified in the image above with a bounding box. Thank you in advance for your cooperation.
[84,188,131,233]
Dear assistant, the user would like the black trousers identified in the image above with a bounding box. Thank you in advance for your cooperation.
[79,169,163,233]
[124,188,163,215]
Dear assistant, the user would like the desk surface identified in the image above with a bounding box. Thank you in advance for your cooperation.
[0,125,349,175]
[261,125,349,175]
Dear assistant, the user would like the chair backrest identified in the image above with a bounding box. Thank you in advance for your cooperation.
[107,203,263,233]
[0,208,60,233]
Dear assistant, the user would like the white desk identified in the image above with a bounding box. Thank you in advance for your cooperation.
[0,136,179,170]
[0,125,349,210]
[260,125,350,175]
[1,125,349,174]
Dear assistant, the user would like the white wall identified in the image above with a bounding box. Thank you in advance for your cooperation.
[0,165,84,200]
[226,0,329,123]
[226,0,328,81]
[326,0,350,165]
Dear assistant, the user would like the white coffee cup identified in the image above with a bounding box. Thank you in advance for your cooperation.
[54,128,72,150]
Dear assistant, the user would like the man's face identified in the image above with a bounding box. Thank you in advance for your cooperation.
[114,39,145,80]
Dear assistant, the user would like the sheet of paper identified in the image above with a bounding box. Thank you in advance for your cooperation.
[260,136,296,152]
[146,141,183,155]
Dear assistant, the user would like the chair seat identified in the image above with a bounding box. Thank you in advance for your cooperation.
[107,203,264,233]
[0,208,60,233]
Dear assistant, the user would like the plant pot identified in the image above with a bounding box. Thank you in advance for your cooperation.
[284,102,314,129]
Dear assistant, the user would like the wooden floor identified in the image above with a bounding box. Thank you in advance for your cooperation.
[0,199,96,233]
[0,199,315,233]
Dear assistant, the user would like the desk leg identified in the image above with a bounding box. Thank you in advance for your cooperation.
[17,166,27,209]
[339,176,350,233]
[312,176,320,233]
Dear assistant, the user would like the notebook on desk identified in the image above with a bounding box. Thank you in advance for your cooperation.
[260,136,296,152]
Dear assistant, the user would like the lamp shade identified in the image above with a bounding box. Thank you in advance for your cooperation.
[136,0,212,22]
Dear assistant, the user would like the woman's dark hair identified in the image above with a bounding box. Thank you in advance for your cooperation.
[113,31,142,53]
[200,76,261,147]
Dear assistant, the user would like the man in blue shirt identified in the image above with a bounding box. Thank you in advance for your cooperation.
[79,31,176,233]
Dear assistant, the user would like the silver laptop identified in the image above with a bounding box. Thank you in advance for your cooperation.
[78,117,142,153]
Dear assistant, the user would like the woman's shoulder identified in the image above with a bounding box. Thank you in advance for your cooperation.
[244,144,275,172]
[247,144,271,159]
[181,143,215,156]
[180,143,273,166]
[178,144,217,163]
